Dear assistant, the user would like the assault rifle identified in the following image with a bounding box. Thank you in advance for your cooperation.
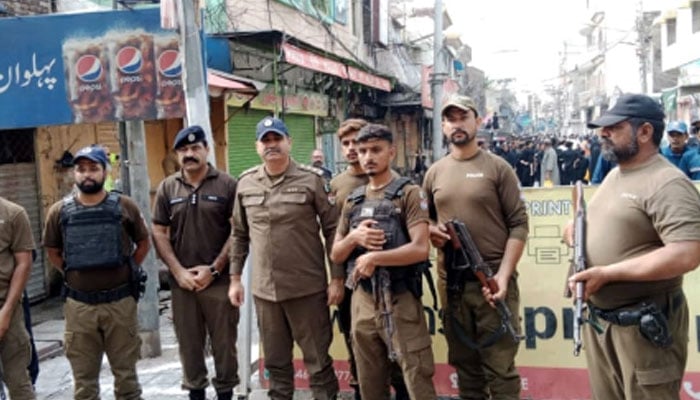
[564,180,587,356]
[445,219,523,343]
[372,268,398,362]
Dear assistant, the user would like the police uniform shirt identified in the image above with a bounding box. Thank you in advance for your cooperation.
[336,178,429,241]
[230,160,340,302]
[43,194,149,292]
[152,164,237,268]
[330,169,400,210]
[423,150,529,269]
[586,154,700,309]
[330,170,369,211]
[0,197,34,301]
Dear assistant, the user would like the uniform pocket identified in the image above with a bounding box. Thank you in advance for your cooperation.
[280,192,307,204]
[241,193,265,206]
[636,365,681,386]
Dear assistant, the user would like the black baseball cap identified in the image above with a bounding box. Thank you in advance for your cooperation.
[587,94,665,129]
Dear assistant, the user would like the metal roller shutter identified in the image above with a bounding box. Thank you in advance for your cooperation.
[0,136,46,301]
[227,109,316,178]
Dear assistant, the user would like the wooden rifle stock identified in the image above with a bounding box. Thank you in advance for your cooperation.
[445,219,523,343]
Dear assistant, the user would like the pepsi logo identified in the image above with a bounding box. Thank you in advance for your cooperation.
[75,55,103,83]
[158,49,182,78]
[117,46,142,74]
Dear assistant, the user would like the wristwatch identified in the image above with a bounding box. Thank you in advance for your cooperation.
[209,265,220,278]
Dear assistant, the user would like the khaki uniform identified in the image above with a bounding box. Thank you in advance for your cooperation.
[336,180,436,400]
[330,169,408,398]
[230,161,340,400]
[43,194,149,400]
[423,151,528,400]
[584,155,700,399]
[153,165,240,393]
[0,197,36,400]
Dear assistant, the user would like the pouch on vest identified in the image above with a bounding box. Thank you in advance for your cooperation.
[60,192,124,271]
[346,177,434,303]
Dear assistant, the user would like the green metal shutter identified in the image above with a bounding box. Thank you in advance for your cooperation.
[227,109,268,178]
[284,114,315,166]
[227,110,316,178]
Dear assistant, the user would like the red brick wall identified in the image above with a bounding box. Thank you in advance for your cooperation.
[1,0,52,16]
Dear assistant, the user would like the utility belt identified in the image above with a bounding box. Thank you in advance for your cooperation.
[62,283,133,305]
[588,290,684,348]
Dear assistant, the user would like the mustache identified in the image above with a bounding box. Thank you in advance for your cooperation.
[183,157,199,163]
[264,148,281,155]
[451,128,468,135]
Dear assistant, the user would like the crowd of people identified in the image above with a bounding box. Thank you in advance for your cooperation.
[484,112,700,189]
[0,92,698,400]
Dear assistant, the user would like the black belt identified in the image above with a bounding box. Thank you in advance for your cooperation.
[63,283,132,305]
[589,291,684,326]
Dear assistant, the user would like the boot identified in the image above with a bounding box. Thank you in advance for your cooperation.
[216,390,233,400]
[189,388,206,400]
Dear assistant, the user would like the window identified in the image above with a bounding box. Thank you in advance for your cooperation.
[693,2,700,33]
[0,130,35,164]
[667,18,677,45]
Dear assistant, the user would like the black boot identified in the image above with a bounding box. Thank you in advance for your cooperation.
[216,390,233,400]
[189,388,206,400]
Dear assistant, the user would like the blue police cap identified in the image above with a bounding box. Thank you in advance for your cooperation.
[173,125,207,150]
[73,145,108,167]
[256,117,289,140]
[666,120,688,134]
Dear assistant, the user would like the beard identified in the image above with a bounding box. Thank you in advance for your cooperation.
[601,134,639,163]
[449,129,474,146]
[77,179,105,194]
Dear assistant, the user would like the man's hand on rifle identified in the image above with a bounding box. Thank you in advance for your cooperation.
[429,223,450,248]
[350,219,386,251]
[568,266,610,301]
[351,252,378,284]
[481,271,509,307]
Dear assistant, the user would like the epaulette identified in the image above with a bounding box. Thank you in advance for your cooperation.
[298,163,324,177]
[238,165,260,179]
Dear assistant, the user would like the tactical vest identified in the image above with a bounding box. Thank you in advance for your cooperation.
[346,177,420,294]
[60,192,124,272]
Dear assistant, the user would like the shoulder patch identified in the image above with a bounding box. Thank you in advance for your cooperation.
[239,165,260,179]
[298,164,324,177]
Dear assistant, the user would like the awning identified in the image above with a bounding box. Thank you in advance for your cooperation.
[207,69,260,98]
[282,42,392,92]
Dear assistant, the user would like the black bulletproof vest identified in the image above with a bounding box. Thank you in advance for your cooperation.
[346,177,413,284]
[60,192,124,271]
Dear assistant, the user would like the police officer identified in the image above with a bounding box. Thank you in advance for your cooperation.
[330,124,436,400]
[0,196,36,399]
[43,145,150,400]
[329,118,409,400]
[228,116,341,400]
[568,94,700,400]
[424,95,528,400]
[152,126,239,400]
